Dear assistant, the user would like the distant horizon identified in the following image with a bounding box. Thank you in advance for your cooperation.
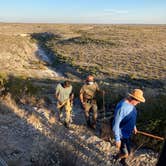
[0,0,166,24]
[0,21,166,26]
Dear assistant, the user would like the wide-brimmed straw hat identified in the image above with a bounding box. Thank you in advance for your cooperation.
[128,89,145,102]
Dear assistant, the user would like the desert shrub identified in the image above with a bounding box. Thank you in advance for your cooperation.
[72,82,82,98]
[0,100,12,114]
[58,36,117,46]
[95,84,166,152]
[31,32,55,43]
[4,75,40,102]
[88,66,100,76]
[0,72,8,89]
[133,94,166,152]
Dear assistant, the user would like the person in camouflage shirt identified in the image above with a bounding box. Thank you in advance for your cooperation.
[80,75,104,129]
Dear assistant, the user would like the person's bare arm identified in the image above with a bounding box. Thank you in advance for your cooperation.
[133,126,138,134]
[116,141,121,150]
[70,92,74,105]
[55,84,62,105]
[80,92,86,108]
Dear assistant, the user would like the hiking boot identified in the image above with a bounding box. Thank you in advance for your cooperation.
[86,119,91,127]
[120,158,128,166]
[111,154,120,165]
[112,154,119,161]
[58,117,61,122]
[91,123,96,130]
[64,122,70,129]
[58,115,63,123]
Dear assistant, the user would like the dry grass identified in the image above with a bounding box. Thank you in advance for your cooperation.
[0,23,165,153]
[51,25,166,80]
[0,23,165,81]
[0,34,41,76]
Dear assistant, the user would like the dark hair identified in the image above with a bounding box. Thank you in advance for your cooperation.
[63,81,71,87]
[128,96,139,102]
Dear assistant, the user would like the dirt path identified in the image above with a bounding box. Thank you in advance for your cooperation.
[0,35,159,166]
[0,96,158,166]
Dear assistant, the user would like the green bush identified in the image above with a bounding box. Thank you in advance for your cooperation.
[134,94,166,152]
[4,75,40,101]
[0,72,8,88]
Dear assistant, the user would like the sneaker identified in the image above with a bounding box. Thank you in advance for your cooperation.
[112,154,119,160]
[58,115,63,123]
[120,159,128,166]
[111,154,120,165]
[64,122,70,129]
[91,123,96,129]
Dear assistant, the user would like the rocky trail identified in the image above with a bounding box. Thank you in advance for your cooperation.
[0,94,158,166]
[0,32,160,166]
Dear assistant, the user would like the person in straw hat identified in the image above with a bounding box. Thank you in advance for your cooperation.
[112,89,145,166]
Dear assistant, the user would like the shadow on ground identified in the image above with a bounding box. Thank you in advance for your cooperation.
[31,32,166,92]
[0,75,115,166]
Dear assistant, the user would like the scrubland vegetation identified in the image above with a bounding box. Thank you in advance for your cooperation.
[0,23,165,155]
[30,24,166,151]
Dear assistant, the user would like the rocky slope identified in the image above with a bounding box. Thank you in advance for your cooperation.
[0,95,158,166]
[0,23,162,166]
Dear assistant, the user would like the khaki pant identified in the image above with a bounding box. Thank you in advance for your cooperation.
[57,99,72,124]
[83,99,98,124]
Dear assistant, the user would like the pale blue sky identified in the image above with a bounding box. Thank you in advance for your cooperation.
[0,0,166,24]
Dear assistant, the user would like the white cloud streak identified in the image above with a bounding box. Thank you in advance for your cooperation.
[103,9,129,14]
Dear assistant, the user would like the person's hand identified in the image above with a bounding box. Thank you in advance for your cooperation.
[58,101,62,105]
[70,93,74,100]
[115,141,121,150]
[81,102,85,108]
[70,100,73,106]
[133,127,138,134]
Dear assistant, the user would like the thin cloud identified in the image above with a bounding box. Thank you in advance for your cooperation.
[104,9,129,14]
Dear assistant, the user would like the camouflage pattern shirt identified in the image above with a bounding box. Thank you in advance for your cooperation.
[80,82,100,100]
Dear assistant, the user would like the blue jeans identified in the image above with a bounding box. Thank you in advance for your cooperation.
[120,138,131,155]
